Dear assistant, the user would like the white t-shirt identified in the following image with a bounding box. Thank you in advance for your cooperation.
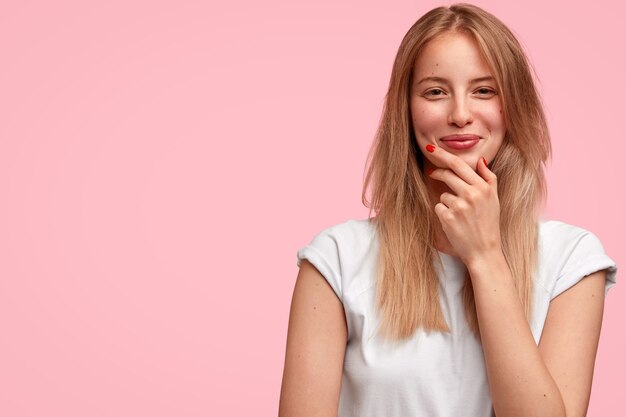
[296,218,618,417]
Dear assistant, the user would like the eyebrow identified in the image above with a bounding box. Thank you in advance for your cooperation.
[415,75,495,85]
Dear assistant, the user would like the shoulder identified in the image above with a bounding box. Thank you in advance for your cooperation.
[296,217,378,300]
[539,219,608,265]
[298,218,376,256]
[538,219,617,299]
[539,218,596,241]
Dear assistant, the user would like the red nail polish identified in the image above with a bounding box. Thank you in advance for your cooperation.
[426,168,434,175]
[482,157,488,167]
[426,144,436,153]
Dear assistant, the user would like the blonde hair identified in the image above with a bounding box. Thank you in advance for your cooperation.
[362,3,551,341]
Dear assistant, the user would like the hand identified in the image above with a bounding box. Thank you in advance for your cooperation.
[425,144,503,266]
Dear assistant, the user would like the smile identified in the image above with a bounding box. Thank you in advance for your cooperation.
[441,138,480,150]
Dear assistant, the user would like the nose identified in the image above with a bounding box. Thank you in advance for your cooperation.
[447,96,473,127]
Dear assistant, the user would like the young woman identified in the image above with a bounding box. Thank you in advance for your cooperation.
[279,3,618,417]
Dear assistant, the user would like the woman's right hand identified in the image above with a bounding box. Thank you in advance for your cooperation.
[278,260,347,417]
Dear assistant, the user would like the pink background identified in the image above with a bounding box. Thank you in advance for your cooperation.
[0,0,623,416]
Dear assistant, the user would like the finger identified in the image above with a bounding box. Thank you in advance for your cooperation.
[439,191,458,209]
[476,156,498,186]
[424,143,483,185]
[429,168,472,197]
[433,202,449,221]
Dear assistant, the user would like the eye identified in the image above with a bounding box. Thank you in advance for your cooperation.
[475,87,497,96]
[423,88,446,98]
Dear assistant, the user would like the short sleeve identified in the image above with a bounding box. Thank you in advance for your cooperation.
[296,228,343,300]
[552,231,618,299]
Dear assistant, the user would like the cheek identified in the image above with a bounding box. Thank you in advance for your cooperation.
[483,106,505,131]
[411,103,446,136]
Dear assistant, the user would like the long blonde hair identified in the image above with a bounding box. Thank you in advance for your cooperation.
[362,3,551,341]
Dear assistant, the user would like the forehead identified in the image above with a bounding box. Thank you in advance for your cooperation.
[412,32,493,78]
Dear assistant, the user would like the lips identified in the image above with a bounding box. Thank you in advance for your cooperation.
[441,134,480,142]
[440,134,480,150]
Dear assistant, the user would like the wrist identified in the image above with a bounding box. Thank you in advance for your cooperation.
[464,247,508,277]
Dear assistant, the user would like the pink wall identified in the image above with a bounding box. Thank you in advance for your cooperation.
[0,0,622,415]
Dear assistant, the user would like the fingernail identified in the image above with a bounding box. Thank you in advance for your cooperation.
[426,144,436,153]
[426,168,434,175]
[482,157,488,167]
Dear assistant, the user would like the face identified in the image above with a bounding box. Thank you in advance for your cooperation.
[410,31,505,171]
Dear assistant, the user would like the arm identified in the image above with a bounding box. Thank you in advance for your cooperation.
[538,268,606,417]
[423,144,608,417]
[278,259,347,417]
[467,252,606,417]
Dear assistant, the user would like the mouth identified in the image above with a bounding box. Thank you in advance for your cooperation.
[440,134,480,150]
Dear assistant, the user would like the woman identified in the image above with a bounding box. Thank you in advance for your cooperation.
[279,3,617,417]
